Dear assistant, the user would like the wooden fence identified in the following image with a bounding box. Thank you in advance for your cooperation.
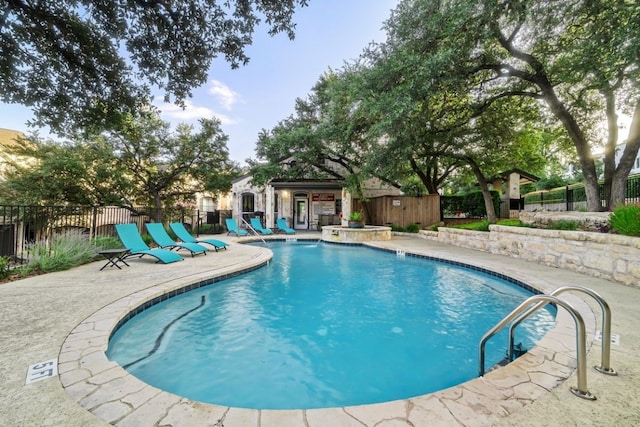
[356,194,441,228]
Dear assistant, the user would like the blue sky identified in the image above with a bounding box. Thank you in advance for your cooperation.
[0,1,398,165]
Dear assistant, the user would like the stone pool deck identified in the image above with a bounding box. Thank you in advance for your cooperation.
[0,232,638,426]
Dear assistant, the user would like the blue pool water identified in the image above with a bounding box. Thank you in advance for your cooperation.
[107,242,556,410]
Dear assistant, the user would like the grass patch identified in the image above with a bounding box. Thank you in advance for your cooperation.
[609,204,640,236]
[548,219,578,231]
[449,219,526,232]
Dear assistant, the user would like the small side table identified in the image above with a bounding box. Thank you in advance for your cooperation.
[98,249,131,271]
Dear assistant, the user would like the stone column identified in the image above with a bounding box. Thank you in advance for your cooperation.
[341,188,352,227]
[265,184,274,228]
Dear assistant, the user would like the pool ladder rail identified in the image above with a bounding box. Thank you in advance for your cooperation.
[478,286,617,401]
[241,218,269,247]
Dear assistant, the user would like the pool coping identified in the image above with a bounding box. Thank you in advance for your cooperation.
[58,238,598,427]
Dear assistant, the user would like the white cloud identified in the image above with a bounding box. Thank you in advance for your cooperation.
[208,80,240,111]
[157,100,239,126]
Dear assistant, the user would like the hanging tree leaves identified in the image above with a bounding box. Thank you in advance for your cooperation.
[0,0,309,134]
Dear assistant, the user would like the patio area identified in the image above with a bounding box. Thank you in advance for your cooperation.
[1,232,638,426]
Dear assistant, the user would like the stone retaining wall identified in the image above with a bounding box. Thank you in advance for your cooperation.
[418,226,640,288]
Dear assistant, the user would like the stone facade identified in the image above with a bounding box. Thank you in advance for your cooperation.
[418,225,640,288]
[519,211,611,232]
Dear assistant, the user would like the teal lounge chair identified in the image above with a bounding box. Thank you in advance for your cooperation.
[225,218,248,236]
[250,217,273,235]
[115,223,183,264]
[276,218,296,234]
[169,222,228,251]
[145,223,207,257]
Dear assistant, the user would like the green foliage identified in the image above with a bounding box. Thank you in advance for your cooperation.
[390,224,405,232]
[2,1,307,134]
[549,220,578,231]
[140,233,154,246]
[105,114,238,221]
[441,191,500,218]
[22,231,98,274]
[451,219,524,232]
[405,223,420,233]
[497,219,525,227]
[348,211,363,221]
[609,204,640,237]
[199,223,224,234]
[0,114,240,216]
[0,256,11,280]
[536,175,570,190]
[93,236,125,250]
[0,136,129,205]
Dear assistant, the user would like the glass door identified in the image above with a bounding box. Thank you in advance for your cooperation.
[294,197,308,229]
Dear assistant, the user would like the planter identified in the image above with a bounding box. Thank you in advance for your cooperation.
[348,220,364,229]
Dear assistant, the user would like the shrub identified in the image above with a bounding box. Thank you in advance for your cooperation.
[199,223,224,234]
[348,211,363,221]
[609,204,640,237]
[0,256,11,280]
[405,223,420,233]
[93,236,124,250]
[23,231,98,274]
[549,220,578,231]
[390,224,405,232]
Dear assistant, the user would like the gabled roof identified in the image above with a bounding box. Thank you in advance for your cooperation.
[269,179,343,189]
[490,169,540,185]
[0,128,25,147]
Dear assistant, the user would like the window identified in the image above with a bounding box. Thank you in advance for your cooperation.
[242,193,255,213]
[201,197,214,212]
[274,193,280,218]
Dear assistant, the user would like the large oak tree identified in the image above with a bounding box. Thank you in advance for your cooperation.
[1,0,308,134]
[387,0,640,211]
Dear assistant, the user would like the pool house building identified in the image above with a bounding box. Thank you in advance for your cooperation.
[230,172,403,231]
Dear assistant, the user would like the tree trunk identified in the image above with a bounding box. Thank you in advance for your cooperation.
[538,82,604,211]
[153,192,163,223]
[610,100,640,207]
[601,87,619,209]
[467,159,497,223]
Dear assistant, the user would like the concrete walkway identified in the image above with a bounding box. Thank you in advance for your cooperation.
[0,233,638,426]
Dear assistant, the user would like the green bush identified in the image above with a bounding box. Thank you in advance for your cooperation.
[23,231,98,274]
[199,223,224,234]
[609,204,640,237]
[93,236,124,250]
[405,223,420,233]
[140,233,154,246]
[549,220,578,231]
[390,224,405,232]
[0,256,11,280]
[441,190,500,218]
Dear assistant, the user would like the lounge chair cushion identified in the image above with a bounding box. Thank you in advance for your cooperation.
[115,224,183,264]
[169,223,228,250]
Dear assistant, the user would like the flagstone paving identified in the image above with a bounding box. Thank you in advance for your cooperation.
[1,232,638,426]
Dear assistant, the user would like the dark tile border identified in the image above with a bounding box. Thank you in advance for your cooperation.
[108,261,268,340]
[110,240,550,341]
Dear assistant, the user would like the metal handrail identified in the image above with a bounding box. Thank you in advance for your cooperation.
[240,217,268,247]
[479,294,596,400]
[508,286,616,375]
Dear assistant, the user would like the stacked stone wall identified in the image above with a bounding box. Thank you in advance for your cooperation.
[418,226,640,288]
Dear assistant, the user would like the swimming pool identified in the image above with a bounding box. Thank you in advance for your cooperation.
[106,242,556,410]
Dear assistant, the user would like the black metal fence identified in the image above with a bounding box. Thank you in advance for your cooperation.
[0,205,230,264]
[523,174,640,211]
